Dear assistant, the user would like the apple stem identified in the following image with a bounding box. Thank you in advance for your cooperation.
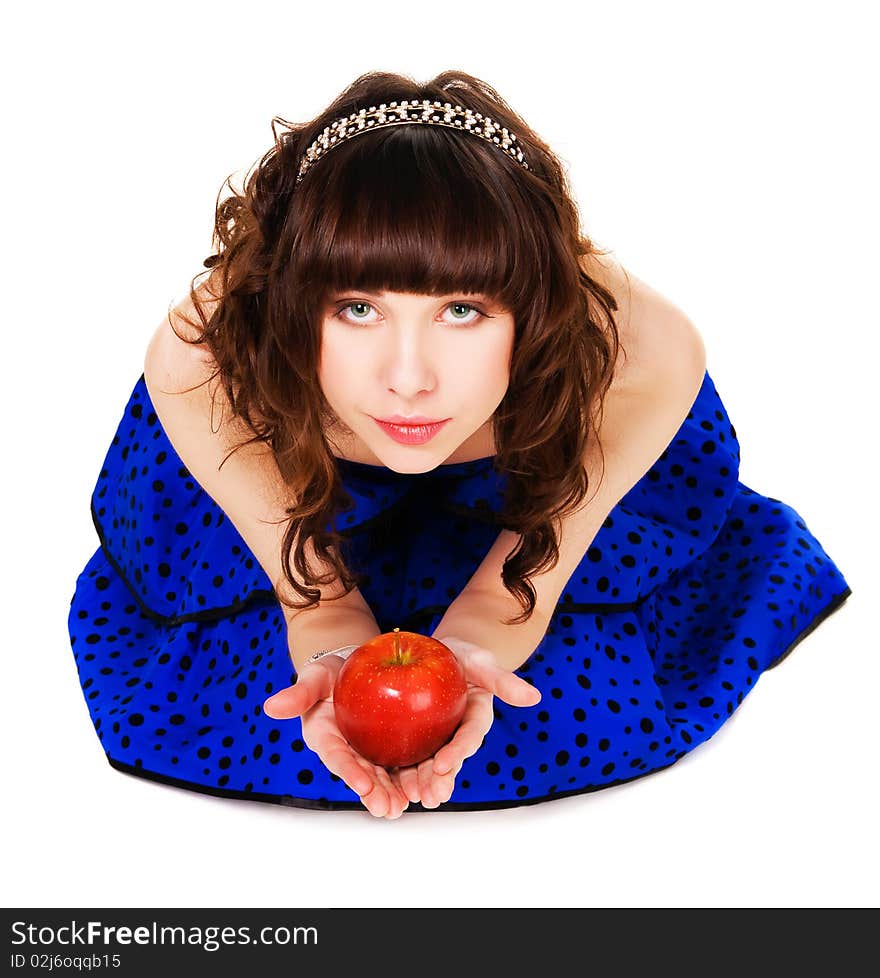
[394,629,400,661]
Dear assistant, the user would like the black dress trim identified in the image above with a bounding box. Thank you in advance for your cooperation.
[89,493,661,629]
[90,496,279,627]
[765,586,852,669]
[105,753,683,812]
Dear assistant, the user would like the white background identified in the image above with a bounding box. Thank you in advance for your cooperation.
[3,0,876,909]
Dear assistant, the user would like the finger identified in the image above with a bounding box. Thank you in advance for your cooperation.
[359,760,410,819]
[462,653,542,708]
[300,699,407,814]
[373,764,408,819]
[432,688,494,775]
[302,706,380,798]
[263,661,337,719]
[494,671,542,708]
[394,765,422,805]
[428,760,462,806]
[319,742,376,799]
[358,775,391,819]
[418,757,440,809]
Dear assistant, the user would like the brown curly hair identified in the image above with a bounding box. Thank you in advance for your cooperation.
[171,69,622,625]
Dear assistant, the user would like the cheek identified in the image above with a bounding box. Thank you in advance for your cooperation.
[466,332,513,389]
[318,333,360,393]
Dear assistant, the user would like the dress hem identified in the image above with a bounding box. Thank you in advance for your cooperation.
[105,753,683,813]
[766,586,851,670]
[100,579,852,814]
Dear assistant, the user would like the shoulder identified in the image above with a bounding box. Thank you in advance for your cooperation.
[171,272,223,345]
[146,274,222,384]
[579,249,706,395]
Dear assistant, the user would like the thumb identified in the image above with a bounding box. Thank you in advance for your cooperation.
[263,663,335,719]
[493,670,542,708]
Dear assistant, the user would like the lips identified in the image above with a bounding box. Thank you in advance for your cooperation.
[377,415,447,425]
[372,417,451,446]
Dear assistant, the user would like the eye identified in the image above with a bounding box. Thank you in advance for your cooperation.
[332,300,488,327]
[334,301,377,324]
[445,302,485,325]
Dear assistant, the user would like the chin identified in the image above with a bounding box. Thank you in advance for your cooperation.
[379,449,444,475]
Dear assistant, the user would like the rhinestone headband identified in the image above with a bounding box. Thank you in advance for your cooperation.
[295,99,529,186]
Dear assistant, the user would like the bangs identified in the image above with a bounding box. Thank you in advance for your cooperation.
[287,124,545,312]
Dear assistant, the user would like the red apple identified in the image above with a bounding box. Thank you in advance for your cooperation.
[333,628,468,769]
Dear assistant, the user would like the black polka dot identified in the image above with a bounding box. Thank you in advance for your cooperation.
[66,371,850,813]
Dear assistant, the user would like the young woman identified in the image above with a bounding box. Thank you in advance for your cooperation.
[68,69,851,819]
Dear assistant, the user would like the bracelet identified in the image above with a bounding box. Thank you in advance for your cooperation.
[304,644,359,666]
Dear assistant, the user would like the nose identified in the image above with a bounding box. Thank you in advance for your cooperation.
[381,325,438,400]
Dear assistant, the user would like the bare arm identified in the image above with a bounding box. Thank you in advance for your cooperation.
[142,287,380,670]
[434,261,708,669]
[141,282,413,817]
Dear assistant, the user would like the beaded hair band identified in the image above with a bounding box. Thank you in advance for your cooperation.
[295,99,530,186]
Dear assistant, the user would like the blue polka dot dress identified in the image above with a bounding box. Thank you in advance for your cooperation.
[68,370,851,810]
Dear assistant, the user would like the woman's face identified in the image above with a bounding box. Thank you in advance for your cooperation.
[318,290,515,472]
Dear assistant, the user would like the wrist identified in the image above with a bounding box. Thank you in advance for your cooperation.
[286,604,381,672]
[435,589,551,672]
[303,644,359,667]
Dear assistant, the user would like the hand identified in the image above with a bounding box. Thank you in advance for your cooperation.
[391,635,542,809]
[263,656,410,820]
